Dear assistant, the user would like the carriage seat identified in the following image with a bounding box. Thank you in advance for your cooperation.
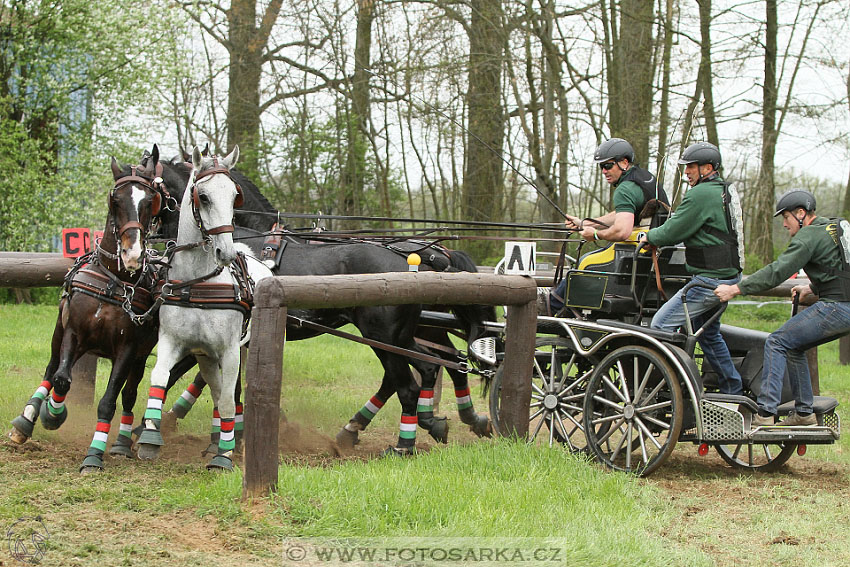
[594,319,687,345]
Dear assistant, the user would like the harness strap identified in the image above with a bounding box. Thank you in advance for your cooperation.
[651,247,668,301]
[289,316,470,373]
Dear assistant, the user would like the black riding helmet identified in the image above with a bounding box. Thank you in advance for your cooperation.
[594,138,634,164]
[678,141,722,170]
[774,189,816,217]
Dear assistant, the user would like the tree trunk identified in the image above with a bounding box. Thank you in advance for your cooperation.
[462,0,505,257]
[340,0,376,220]
[843,66,850,219]
[225,0,283,182]
[753,0,778,265]
[607,0,654,168]
[656,0,674,185]
[697,0,718,146]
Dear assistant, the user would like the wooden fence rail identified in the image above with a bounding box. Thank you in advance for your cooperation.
[242,272,538,498]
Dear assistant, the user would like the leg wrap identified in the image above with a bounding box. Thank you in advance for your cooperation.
[218,418,235,456]
[39,390,68,430]
[171,381,203,418]
[108,413,135,458]
[397,413,418,449]
[138,386,166,450]
[348,395,385,431]
[81,420,110,471]
[455,387,476,423]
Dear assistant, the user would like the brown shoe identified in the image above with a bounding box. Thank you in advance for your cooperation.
[779,412,817,427]
[752,413,775,429]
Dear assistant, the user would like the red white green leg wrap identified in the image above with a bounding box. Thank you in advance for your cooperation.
[47,390,66,417]
[417,388,435,422]
[81,420,110,470]
[218,418,235,455]
[235,403,244,437]
[398,413,418,449]
[346,395,385,432]
[107,412,135,458]
[210,408,221,445]
[18,380,51,426]
[455,386,477,422]
[138,386,166,447]
[172,381,203,418]
[39,388,68,430]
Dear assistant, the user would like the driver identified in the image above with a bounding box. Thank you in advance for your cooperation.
[543,138,669,314]
[714,190,850,427]
[638,142,743,395]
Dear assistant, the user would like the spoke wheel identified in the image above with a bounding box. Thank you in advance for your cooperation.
[715,442,795,472]
[489,337,592,451]
[583,345,683,476]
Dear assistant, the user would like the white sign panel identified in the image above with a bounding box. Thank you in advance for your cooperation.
[504,241,536,275]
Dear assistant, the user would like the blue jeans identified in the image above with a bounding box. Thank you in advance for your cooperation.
[758,300,850,415]
[651,274,744,395]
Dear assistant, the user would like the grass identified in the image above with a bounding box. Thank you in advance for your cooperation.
[1,301,849,566]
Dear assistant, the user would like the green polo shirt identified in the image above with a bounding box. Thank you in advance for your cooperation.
[739,216,845,300]
[612,168,646,216]
[645,177,738,279]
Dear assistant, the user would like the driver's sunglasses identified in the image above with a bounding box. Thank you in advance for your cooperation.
[599,161,617,171]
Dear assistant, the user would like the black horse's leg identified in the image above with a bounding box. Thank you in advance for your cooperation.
[109,357,147,459]
[391,353,421,455]
[335,379,395,450]
[166,357,204,418]
[418,329,492,438]
[10,314,66,443]
[80,350,135,473]
[409,354,449,443]
[38,324,78,431]
[234,375,244,452]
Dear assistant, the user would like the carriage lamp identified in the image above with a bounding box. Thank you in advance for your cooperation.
[408,253,421,272]
[698,443,709,456]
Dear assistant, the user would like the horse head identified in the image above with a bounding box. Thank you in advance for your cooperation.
[188,145,242,267]
[108,145,163,272]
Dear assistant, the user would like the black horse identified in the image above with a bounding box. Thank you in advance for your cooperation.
[9,147,167,472]
[149,152,495,452]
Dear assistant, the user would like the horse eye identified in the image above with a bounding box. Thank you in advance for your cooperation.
[199,193,211,205]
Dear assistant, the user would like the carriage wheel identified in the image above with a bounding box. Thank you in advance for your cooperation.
[715,442,796,472]
[583,345,683,476]
[489,337,592,451]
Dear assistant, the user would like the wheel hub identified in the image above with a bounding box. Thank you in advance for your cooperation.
[543,394,559,411]
[623,404,635,420]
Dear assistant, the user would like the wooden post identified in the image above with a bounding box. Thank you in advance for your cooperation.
[242,303,287,499]
[498,299,537,438]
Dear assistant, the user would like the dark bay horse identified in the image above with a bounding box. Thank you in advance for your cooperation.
[9,147,167,473]
[149,153,495,453]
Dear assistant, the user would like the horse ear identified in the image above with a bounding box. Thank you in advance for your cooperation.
[192,146,203,170]
[150,144,160,166]
[222,145,239,169]
[202,142,210,157]
[111,157,123,181]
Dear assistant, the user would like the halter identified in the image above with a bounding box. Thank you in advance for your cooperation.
[189,156,245,240]
[106,166,167,273]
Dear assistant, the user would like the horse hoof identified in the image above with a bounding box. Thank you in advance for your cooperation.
[206,455,233,471]
[38,402,67,431]
[382,446,415,457]
[136,443,161,461]
[428,419,449,444]
[471,414,493,438]
[160,411,178,434]
[10,414,35,442]
[201,443,219,458]
[335,428,360,449]
[170,403,190,419]
[108,443,134,459]
[80,455,104,473]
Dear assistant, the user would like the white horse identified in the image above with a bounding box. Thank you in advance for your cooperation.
[137,145,270,470]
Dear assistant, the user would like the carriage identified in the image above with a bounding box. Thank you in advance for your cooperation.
[475,235,842,475]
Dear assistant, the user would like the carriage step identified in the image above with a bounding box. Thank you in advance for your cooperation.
[703,393,758,414]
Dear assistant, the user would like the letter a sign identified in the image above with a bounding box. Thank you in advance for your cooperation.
[504,241,536,275]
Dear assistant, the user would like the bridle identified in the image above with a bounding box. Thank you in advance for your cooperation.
[189,156,245,241]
